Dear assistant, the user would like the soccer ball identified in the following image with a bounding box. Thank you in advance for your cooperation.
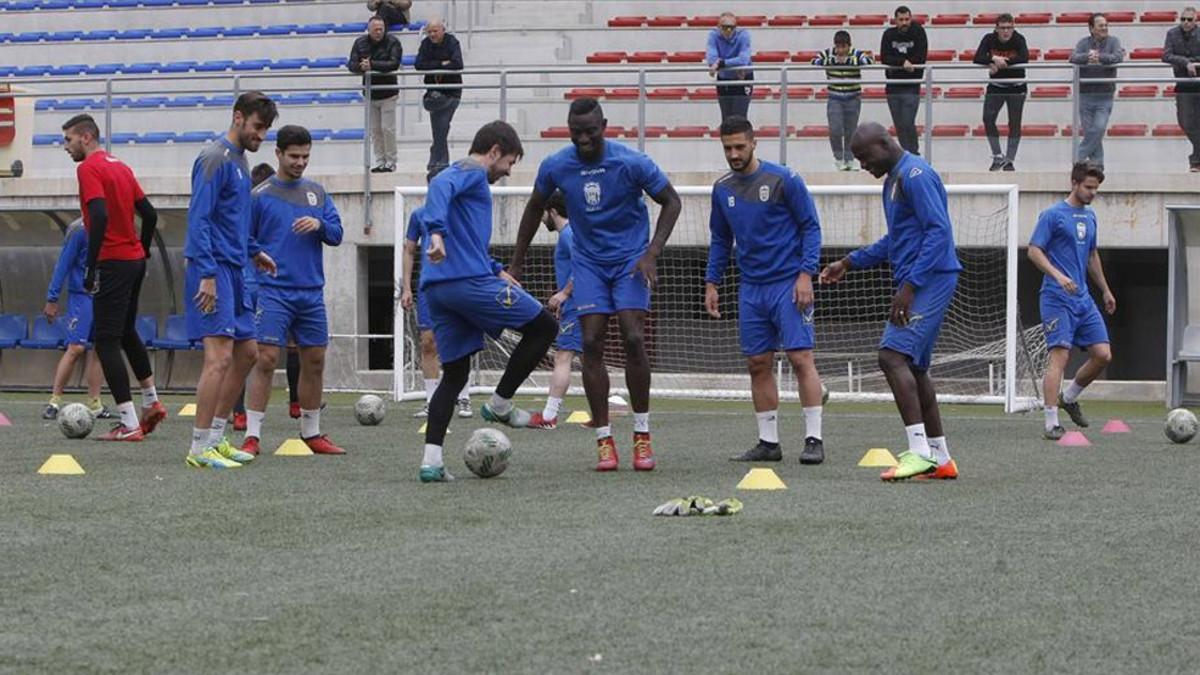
[58,403,94,439]
[463,428,512,478]
[354,394,386,426]
[1165,408,1198,444]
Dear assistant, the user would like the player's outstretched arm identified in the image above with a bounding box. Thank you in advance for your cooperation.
[1087,248,1116,314]
[134,197,157,259]
[1027,245,1077,296]
[819,257,851,284]
[510,188,548,280]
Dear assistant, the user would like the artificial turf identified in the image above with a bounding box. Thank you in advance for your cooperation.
[0,392,1196,673]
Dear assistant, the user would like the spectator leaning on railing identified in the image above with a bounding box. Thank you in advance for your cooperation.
[973,13,1029,172]
[1163,6,1200,172]
[367,0,411,28]
[415,17,464,180]
[348,16,403,173]
[706,12,754,123]
[880,5,928,155]
[1070,13,1124,170]
[812,30,873,171]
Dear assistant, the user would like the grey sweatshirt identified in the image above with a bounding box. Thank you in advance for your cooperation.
[1070,35,1124,95]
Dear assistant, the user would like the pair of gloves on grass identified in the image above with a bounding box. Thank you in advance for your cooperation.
[653,496,743,517]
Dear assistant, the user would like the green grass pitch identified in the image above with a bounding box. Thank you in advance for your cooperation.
[1,391,1197,673]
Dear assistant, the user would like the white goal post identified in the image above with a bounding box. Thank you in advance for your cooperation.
[393,184,1045,413]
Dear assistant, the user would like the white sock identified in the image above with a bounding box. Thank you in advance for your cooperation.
[458,382,470,403]
[929,436,951,466]
[141,386,159,407]
[423,378,438,404]
[191,427,209,452]
[756,410,779,444]
[633,412,649,434]
[543,396,562,420]
[301,408,320,438]
[422,443,443,467]
[209,417,228,445]
[905,423,932,459]
[803,406,823,440]
[1063,380,1085,404]
[246,409,265,439]
[489,393,513,416]
[1045,406,1060,431]
[595,425,612,440]
[117,401,138,429]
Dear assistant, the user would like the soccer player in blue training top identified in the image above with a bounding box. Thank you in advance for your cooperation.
[510,98,682,472]
[527,190,579,430]
[184,91,278,469]
[41,218,110,421]
[240,125,346,456]
[417,120,558,483]
[819,122,961,481]
[1027,163,1115,440]
[705,116,827,464]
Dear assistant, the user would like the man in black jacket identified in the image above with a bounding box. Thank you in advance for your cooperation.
[348,16,403,172]
[1164,7,1200,171]
[973,13,1029,171]
[415,18,464,179]
[880,5,927,154]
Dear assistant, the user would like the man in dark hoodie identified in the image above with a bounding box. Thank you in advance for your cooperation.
[1164,7,1200,171]
[973,13,1029,171]
[348,16,403,172]
[880,5,927,154]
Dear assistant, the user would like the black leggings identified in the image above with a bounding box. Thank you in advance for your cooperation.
[982,89,1026,160]
[93,259,152,405]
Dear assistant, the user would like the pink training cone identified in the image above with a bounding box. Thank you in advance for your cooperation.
[0,412,10,426]
[1057,431,1092,447]
[1101,419,1132,434]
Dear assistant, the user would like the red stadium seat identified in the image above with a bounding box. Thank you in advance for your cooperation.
[774,86,814,99]
[647,87,688,100]
[756,125,796,137]
[666,51,705,63]
[750,87,772,100]
[909,14,930,25]
[646,16,686,27]
[768,15,806,27]
[888,124,925,136]
[628,51,667,63]
[1119,85,1158,98]
[973,13,1001,25]
[738,16,768,26]
[792,50,820,62]
[932,124,969,137]
[1027,48,1042,60]
[606,88,640,99]
[603,126,625,138]
[849,14,886,26]
[1131,48,1165,60]
[863,87,888,99]
[797,125,831,137]
[624,126,666,138]
[688,16,720,27]
[1022,124,1058,137]
[607,16,645,28]
[1104,11,1136,23]
[958,49,976,61]
[932,14,969,25]
[1166,85,1177,97]
[1142,11,1179,23]
[1032,86,1071,98]
[1108,124,1148,136]
[754,51,790,63]
[809,15,847,26]
[1016,13,1052,24]
[1056,13,1092,24]
[666,126,710,138]
[689,88,718,100]
[927,50,956,62]
[563,87,605,100]
[1153,123,1186,137]
[1044,49,1073,61]
[586,52,626,64]
[541,127,569,139]
[920,86,942,98]
[946,86,984,99]
[973,124,1006,137]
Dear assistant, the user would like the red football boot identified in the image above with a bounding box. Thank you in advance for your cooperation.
[595,436,619,472]
[632,432,656,471]
[241,436,261,456]
[232,412,247,431]
[289,402,301,419]
[140,401,168,435]
[527,412,558,430]
[304,435,346,455]
[914,459,959,480]
[97,424,144,442]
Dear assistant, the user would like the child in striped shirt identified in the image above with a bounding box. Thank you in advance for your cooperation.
[813,31,874,170]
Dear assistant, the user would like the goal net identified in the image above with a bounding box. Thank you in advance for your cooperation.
[394,184,1045,413]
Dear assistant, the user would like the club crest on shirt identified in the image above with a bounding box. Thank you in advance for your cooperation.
[495,285,516,308]
[1075,221,1087,242]
[727,195,735,208]
[583,181,601,209]
[1044,317,1059,333]
[759,185,770,202]
[307,191,318,206]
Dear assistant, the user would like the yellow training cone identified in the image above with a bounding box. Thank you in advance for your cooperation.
[38,454,85,475]
[417,422,426,434]
[565,410,591,425]
[178,403,197,417]
[858,448,898,468]
[736,467,787,490]
[274,439,313,456]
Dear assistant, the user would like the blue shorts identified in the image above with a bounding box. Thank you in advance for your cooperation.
[424,275,544,364]
[64,293,94,346]
[1041,293,1109,350]
[880,272,958,371]
[416,292,433,331]
[738,278,815,356]
[556,305,582,352]
[572,254,651,317]
[185,261,256,341]
[256,285,329,348]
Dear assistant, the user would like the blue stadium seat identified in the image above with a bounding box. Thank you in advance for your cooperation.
[177,0,210,5]
[407,20,428,30]
[0,66,15,77]
[195,60,234,72]
[211,0,243,4]
[12,32,48,43]
[82,30,119,41]
[331,128,364,141]
[111,132,138,144]
[401,54,416,67]
[151,28,188,39]
[309,56,346,69]
[139,132,176,143]
[187,26,222,38]
[297,23,335,34]
[159,61,198,73]
[152,315,198,350]
[117,29,153,40]
[270,58,309,70]
[333,22,366,33]
[8,1,39,9]
[16,65,52,77]
[0,315,25,349]
[279,92,318,105]
[47,31,84,42]
[57,97,97,110]
[308,128,332,141]
[265,130,277,141]
[205,94,235,106]
[35,98,56,110]
[321,91,362,104]
[50,64,88,76]
[0,33,12,42]
[123,62,160,74]
[107,0,139,7]
[249,0,280,3]
[109,96,133,107]
[33,133,60,146]
[75,0,105,8]
[261,24,298,35]
[224,25,258,37]
[41,0,71,9]
[136,315,158,347]
[233,59,271,71]
[165,95,206,107]
[22,317,66,350]
[86,63,122,75]
[178,130,215,143]
[130,96,168,108]
[140,0,174,6]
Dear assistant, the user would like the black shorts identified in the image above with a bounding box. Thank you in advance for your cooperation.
[93,258,145,340]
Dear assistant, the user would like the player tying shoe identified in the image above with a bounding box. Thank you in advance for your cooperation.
[184,92,278,469]
[417,121,558,483]
[240,125,346,456]
[1028,163,1115,440]
[63,114,167,441]
[704,116,827,464]
[820,122,960,481]
[527,191,579,430]
[41,218,111,421]
[511,98,682,471]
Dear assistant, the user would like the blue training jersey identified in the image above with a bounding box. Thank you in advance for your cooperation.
[47,219,86,302]
[533,140,670,264]
[1030,200,1097,301]
[706,161,822,285]
[419,158,504,289]
[847,152,962,287]
[250,176,343,289]
[185,137,261,276]
[554,223,574,292]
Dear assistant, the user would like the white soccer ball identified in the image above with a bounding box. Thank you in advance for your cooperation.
[58,403,94,439]
[354,394,386,426]
[463,428,512,478]
[1165,408,1198,444]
